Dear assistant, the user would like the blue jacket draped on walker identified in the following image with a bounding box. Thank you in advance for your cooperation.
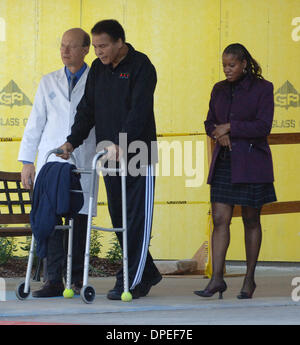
[30,162,84,258]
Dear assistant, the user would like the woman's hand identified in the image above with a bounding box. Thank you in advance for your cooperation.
[217,134,232,150]
[212,123,230,140]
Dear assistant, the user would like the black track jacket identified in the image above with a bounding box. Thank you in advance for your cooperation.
[67,43,157,164]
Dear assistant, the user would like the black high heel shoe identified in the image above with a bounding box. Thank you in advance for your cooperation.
[194,280,227,299]
[237,281,256,299]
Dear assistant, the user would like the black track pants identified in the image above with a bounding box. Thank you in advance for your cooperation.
[103,165,160,290]
[47,214,87,283]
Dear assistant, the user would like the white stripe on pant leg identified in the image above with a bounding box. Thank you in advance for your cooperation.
[131,165,151,288]
[130,167,149,289]
[137,166,154,286]
[131,165,154,289]
[142,166,154,276]
[139,166,154,281]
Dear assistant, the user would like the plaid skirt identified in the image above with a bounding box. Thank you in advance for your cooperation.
[210,148,277,208]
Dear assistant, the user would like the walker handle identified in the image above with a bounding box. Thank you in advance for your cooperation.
[45,148,77,165]
[54,148,64,155]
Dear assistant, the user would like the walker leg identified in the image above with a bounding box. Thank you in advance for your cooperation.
[16,235,35,300]
[81,193,96,303]
[120,166,131,302]
[81,162,100,304]
[24,235,35,293]
[63,219,74,298]
[83,198,94,287]
[83,163,98,288]
[122,229,129,294]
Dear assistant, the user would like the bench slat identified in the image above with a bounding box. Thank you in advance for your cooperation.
[0,227,32,237]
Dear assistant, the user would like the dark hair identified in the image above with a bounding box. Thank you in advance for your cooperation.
[223,43,263,79]
[91,19,125,42]
[82,32,91,47]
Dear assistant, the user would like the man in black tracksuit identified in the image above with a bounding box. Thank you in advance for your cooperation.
[59,19,162,300]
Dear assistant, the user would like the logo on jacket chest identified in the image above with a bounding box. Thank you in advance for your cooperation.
[119,72,130,79]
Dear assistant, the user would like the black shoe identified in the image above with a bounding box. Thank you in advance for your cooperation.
[237,279,256,299]
[71,281,83,295]
[106,287,140,300]
[194,280,227,299]
[32,280,64,298]
[138,274,162,297]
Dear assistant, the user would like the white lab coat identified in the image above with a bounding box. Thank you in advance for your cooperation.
[18,66,98,215]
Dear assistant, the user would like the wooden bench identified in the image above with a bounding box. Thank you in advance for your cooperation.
[0,171,32,237]
[0,171,44,280]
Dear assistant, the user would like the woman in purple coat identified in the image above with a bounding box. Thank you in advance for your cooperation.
[194,43,276,299]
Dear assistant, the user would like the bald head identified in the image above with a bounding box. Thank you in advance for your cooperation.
[63,28,90,47]
[60,28,90,73]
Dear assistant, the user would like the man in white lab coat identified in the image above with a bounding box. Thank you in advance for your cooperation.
[18,28,97,297]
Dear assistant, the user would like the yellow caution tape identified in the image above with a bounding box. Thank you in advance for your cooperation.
[156,200,209,205]
[0,200,209,207]
[97,200,209,206]
[0,137,22,142]
[157,132,206,137]
[0,134,207,142]
[1,201,210,209]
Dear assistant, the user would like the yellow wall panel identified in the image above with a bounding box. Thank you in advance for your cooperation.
[151,203,210,260]
[227,213,300,262]
[268,0,300,134]
[219,0,270,78]
[154,135,209,201]
[0,0,36,139]
[36,0,82,75]
[125,0,220,135]
[81,0,125,67]
[271,145,300,202]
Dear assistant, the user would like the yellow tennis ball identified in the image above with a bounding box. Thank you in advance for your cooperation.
[121,292,132,302]
[63,288,74,298]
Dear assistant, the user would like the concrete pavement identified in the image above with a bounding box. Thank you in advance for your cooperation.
[0,263,300,325]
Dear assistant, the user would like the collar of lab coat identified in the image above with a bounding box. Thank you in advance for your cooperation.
[56,64,90,86]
